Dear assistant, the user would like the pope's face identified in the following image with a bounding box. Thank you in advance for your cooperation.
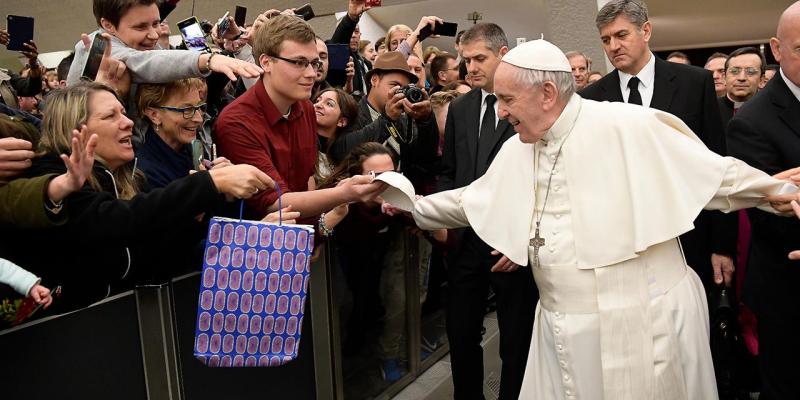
[494,63,550,143]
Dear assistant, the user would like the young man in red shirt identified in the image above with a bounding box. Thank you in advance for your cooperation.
[215,15,383,221]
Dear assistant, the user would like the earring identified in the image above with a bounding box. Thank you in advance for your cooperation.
[154,123,160,133]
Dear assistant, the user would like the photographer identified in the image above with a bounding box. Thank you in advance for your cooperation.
[329,51,438,188]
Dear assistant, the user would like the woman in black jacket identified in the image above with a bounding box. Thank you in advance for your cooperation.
[3,82,273,312]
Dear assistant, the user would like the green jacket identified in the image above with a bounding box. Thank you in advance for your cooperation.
[0,174,66,228]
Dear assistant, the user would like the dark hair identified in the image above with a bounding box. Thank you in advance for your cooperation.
[430,53,457,84]
[93,0,157,27]
[705,52,728,66]
[667,51,690,63]
[318,142,393,189]
[315,88,359,156]
[443,80,469,92]
[57,53,75,82]
[375,36,386,49]
[596,0,649,30]
[455,30,466,45]
[765,64,779,72]
[725,47,766,75]
[460,23,508,54]
[458,58,468,80]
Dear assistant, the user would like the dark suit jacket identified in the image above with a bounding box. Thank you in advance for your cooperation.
[717,96,735,127]
[327,15,370,95]
[580,56,734,285]
[437,88,516,192]
[727,75,800,319]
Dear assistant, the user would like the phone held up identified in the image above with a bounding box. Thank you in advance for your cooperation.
[5,15,34,52]
[81,35,109,80]
[177,16,211,52]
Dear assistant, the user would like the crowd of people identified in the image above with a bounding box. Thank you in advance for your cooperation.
[2,0,800,399]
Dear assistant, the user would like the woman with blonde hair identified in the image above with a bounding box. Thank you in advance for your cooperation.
[6,81,273,311]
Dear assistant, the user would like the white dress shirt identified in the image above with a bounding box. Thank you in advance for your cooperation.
[780,68,800,103]
[618,52,656,107]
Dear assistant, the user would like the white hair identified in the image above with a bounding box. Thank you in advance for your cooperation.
[511,66,576,102]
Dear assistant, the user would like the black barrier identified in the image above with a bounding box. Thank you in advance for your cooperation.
[0,291,148,399]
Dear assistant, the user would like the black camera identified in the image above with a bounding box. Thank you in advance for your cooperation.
[398,84,425,104]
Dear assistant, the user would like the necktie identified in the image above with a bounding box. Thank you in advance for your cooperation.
[476,94,497,173]
[627,76,642,105]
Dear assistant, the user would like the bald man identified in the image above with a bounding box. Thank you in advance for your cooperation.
[726,3,800,398]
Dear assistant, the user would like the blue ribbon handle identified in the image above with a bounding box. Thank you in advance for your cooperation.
[238,183,283,226]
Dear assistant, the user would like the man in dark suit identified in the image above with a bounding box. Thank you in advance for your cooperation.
[580,0,735,290]
[718,47,765,125]
[328,0,371,97]
[438,23,538,400]
[727,3,800,398]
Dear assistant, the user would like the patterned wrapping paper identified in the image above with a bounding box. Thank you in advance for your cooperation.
[194,217,315,367]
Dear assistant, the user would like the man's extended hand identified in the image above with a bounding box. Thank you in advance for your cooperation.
[490,250,519,273]
[789,196,800,260]
[348,0,367,20]
[711,253,735,286]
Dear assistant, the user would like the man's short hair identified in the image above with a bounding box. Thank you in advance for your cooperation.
[430,53,457,82]
[766,63,779,72]
[725,47,766,76]
[667,51,690,63]
[93,0,157,27]
[375,36,386,49]
[57,52,75,82]
[705,52,728,67]
[459,23,508,54]
[565,51,589,68]
[252,15,316,64]
[596,0,649,30]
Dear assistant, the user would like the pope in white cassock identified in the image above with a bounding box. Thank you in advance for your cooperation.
[406,40,799,400]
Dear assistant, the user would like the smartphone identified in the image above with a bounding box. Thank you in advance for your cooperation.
[6,15,34,51]
[82,35,108,80]
[216,11,230,36]
[191,139,205,170]
[234,5,247,27]
[295,3,315,21]
[365,0,382,9]
[420,21,458,38]
[158,0,180,21]
[177,17,210,52]
[327,44,350,70]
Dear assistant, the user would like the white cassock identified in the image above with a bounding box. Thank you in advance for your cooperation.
[413,94,793,400]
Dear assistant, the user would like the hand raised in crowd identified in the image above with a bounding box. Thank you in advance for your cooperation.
[414,16,444,40]
[711,253,735,287]
[81,33,131,98]
[211,16,243,44]
[490,250,519,273]
[28,284,53,308]
[201,52,263,82]
[0,137,35,182]
[344,57,355,93]
[348,0,368,20]
[0,29,9,46]
[790,195,800,260]
[208,164,274,199]
[47,126,98,204]
[262,205,301,225]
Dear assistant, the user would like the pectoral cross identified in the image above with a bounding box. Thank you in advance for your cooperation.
[530,227,545,268]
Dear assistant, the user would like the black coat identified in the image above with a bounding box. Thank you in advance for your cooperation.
[0,155,224,311]
[726,75,800,320]
[580,55,734,285]
[437,87,517,192]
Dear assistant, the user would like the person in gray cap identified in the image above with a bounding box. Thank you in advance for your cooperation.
[389,39,800,400]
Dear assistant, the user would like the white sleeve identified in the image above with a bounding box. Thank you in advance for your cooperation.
[413,187,470,230]
[0,258,40,297]
[705,157,796,214]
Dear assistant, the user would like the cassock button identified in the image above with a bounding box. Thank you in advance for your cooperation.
[549,247,555,253]
[554,327,561,334]
[563,374,570,382]
[553,169,558,174]
[554,185,560,192]
[566,390,573,396]
[555,214,562,219]
[554,311,561,318]
[559,360,567,367]
[552,231,558,236]
[557,344,564,351]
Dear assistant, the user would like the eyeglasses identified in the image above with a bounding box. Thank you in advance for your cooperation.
[156,103,207,119]
[271,55,324,71]
[726,67,760,77]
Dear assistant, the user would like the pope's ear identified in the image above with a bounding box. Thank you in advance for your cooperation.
[542,81,560,108]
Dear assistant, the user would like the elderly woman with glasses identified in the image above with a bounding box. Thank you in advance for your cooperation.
[137,78,232,189]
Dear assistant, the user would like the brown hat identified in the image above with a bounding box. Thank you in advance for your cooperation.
[365,51,419,84]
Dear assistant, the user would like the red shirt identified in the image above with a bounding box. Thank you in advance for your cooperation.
[215,81,317,217]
